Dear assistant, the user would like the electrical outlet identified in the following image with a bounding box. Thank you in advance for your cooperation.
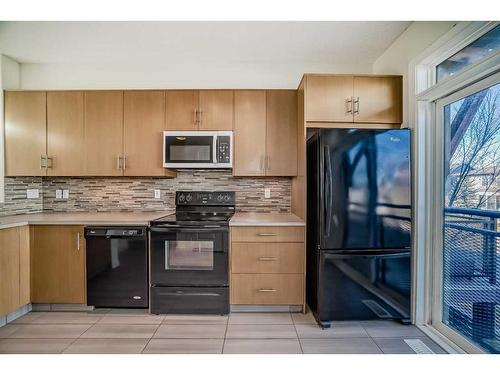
[27,189,39,199]
[154,189,161,199]
[62,189,69,199]
[56,189,62,199]
[264,188,271,199]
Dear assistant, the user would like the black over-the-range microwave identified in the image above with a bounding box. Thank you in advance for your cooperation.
[163,131,233,168]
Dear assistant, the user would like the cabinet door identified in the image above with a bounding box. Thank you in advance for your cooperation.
[233,90,267,176]
[31,226,86,304]
[84,91,124,176]
[123,91,165,176]
[166,90,199,130]
[0,227,20,316]
[353,76,402,124]
[4,91,47,176]
[47,91,85,176]
[18,226,31,306]
[266,90,297,176]
[306,75,353,122]
[199,90,234,130]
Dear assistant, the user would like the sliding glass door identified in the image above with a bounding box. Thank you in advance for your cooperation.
[432,75,500,353]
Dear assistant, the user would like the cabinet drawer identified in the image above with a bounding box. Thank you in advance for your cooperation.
[231,243,304,274]
[231,274,303,305]
[231,226,304,243]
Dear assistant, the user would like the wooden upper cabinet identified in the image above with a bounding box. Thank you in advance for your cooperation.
[266,90,297,176]
[30,225,86,304]
[124,91,165,176]
[166,90,199,130]
[199,90,234,130]
[47,91,85,176]
[233,90,267,176]
[305,75,354,123]
[353,76,402,124]
[4,91,47,176]
[84,91,124,176]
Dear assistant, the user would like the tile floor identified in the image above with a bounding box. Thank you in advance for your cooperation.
[0,309,447,354]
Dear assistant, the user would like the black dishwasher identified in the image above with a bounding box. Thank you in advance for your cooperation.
[85,227,148,308]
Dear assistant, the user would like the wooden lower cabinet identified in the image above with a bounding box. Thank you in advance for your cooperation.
[231,274,303,305]
[230,225,305,308]
[0,226,30,316]
[30,225,86,304]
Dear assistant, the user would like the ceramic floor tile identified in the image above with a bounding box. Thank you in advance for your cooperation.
[295,322,368,339]
[81,324,158,339]
[374,337,447,354]
[301,338,382,354]
[154,324,226,339]
[0,324,21,338]
[162,314,228,325]
[225,324,297,339]
[223,339,302,354]
[98,315,165,325]
[63,338,149,354]
[362,321,426,338]
[9,312,44,324]
[144,339,224,354]
[228,313,293,325]
[0,338,74,354]
[8,324,91,339]
[291,312,316,325]
[30,312,104,325]
[106,308,150,315]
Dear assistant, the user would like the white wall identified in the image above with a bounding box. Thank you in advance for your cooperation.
[0,55,21,203]
[373,21,456,126]
[20,61,373,90]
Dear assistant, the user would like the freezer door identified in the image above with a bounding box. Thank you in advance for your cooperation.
[320,129,411,250]
[316,250,411,323]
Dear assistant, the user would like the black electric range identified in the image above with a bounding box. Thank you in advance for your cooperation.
[149,191,235,314]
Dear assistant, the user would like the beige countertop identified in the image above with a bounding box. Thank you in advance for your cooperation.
[229,212,305,227]
[0,211,173,230]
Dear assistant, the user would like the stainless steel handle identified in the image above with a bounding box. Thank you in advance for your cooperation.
[76,232,80,251]
[257,288,277,292]
[258,256,278,261]
[257,233,277,237]
[266,155,270,171]
[346,97,353,114]
[117,155,122,170]
[198,110,202,127]
[353,97,360,114]
[122,155,127,170]
[46,156,53,169]
[40,155,46,169]
[259,155,264,171]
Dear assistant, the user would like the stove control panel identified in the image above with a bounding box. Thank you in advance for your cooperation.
[176,191,235,206]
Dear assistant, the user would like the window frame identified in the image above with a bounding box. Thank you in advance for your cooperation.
[411,21,500,353]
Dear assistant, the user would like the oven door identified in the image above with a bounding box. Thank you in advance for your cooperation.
[163,131,217,168]
[150,225,228,286]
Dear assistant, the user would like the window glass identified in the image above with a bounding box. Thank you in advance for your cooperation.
[437,25,500,82]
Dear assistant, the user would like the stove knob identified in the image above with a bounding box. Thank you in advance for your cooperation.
[178,194,185,203]
[217,194,224,202]
[185,193,193,202]
[224,194,231,202]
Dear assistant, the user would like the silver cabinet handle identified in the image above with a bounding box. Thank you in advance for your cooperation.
[257,233,277,237]
[40,155,46,169]
[259,155,264,171]
[46,156,53,169]
[117,155,122,170]
[76,232,80,251]
[353,97,360,114]
[122,155,127,170]
[258,288,277,292]
[266,155,270,171]
[258,256,278,261]
[346,97,353,114]
[199,110,203,127]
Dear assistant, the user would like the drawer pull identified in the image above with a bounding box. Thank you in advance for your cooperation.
[257,288,277,292]
[257,233,277,236]
[257,256,278,261]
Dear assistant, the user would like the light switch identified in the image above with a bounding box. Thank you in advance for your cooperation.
[62,190,69,199]
[154,189,161,199]
[56,189,62,199]
[27,189,39,199]
[264,188,271,199]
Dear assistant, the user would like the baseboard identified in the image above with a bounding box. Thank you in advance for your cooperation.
[0,304,32,327]
[230,305,303,313]
[31,303,93,312]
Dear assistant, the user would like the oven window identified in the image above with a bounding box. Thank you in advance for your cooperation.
[170,145,211,161]
[165,240,214,270]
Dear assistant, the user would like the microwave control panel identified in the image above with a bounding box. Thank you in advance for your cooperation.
[217,136,231,164]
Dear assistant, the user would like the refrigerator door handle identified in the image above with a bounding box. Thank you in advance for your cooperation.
[324,146,333,237]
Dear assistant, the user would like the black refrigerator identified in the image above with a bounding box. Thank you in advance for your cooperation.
[307,128,412,328]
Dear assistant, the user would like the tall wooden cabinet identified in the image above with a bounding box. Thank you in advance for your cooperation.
[233,90,297,177]
[30,225,86,304]
[0,226,30,316]
[4,91,47,176]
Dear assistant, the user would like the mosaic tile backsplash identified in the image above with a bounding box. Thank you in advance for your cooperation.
[1,170,291,216]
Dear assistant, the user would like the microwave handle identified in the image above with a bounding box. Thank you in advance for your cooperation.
[214,135,219,164]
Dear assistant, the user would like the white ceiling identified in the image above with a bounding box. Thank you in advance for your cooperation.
[0,21,410,65]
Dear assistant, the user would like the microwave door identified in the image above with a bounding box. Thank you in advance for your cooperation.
[163,132,217,168]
